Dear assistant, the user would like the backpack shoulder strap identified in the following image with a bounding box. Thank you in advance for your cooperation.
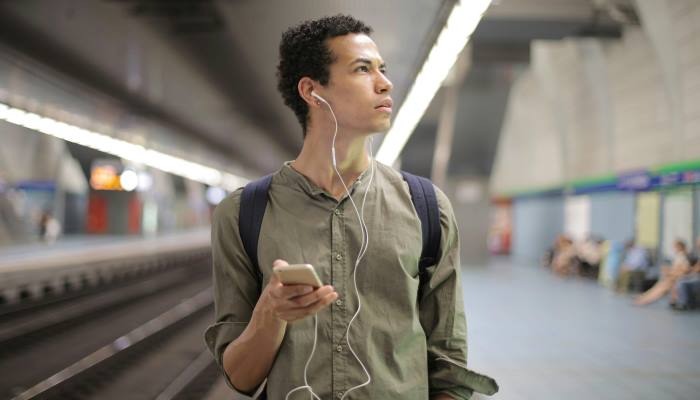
[239,171,442,285]
[239,174,273,274]
[400,171,442,274]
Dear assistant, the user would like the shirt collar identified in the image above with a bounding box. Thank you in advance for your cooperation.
[279,159,375,200]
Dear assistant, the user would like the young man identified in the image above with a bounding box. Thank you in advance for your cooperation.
[205,15,498,399]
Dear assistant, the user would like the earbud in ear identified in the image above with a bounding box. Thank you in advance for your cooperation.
[311,91,327,104]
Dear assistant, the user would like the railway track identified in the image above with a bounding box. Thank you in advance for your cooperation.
[11,289,218,400]
[0,254,220,400]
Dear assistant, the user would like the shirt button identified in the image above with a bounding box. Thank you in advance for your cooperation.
[336,345,343,352]
[334,208,341,216]
[336,391,344,399]
[335,299,343,307]
[335,254,342,261]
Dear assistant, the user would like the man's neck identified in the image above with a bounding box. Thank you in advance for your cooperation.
[291,128,371,200]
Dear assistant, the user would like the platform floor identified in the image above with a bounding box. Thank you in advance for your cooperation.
[466,258,700,400]
[204,257,700,400]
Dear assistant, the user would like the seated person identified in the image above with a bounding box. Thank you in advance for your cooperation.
[577,236,603,278]
[542,234,565,268]
[634,239,690,306]
[670,237,700,310]
[617,240,649,293]
[687,237,699,267]
[552,236,577,276]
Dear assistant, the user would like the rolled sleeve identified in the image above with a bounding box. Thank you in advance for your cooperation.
[204,189,267,398]
[204,321,248,367]
[419,186,498,399]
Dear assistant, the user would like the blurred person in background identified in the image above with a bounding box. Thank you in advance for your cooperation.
[542,234,564,268]
[634,239,690,306]
[617,239,650,293]
[552,235,577,276]
[576,235,603,278]
[38,210,61,245]
[670,237,700,310]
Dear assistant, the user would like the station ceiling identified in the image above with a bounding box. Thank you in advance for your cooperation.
[0,0,635,180]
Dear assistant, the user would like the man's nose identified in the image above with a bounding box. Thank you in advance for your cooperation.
[376,73,393,94]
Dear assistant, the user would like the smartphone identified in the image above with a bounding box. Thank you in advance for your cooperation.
[273,263,323,288]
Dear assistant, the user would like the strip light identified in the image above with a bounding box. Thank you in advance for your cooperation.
[0,102,248,191]
[375,0,492,165]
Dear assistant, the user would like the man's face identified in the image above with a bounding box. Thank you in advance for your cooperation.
[320,33,394,135]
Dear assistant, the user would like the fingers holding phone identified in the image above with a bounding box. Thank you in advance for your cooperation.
[265,260,337,322]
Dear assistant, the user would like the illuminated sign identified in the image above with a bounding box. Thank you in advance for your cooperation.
[90,164,122,191]
[90,159,148,192]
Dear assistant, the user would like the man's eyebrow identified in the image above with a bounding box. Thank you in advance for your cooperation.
[350,58,386,68]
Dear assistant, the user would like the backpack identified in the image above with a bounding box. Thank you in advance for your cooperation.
[238,171,441,291]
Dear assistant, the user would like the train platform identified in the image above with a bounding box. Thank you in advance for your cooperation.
[463,258,700,400]
[0,229,210,304]
[0,229,209,268]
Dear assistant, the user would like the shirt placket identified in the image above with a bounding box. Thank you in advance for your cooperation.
[331,202,347,399]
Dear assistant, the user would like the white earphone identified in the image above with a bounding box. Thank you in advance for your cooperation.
[311,90,337,167]
[285,89,374,400]
[311,90,326,104]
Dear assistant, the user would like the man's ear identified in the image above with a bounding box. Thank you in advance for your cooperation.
[298,77,321,106]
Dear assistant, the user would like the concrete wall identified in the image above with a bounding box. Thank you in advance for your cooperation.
[589,192,636,243]
[445,177,491,266]
[490,69,564,192]
[695,187,700,240]
[564,195,591,241]
[512,196,564,261]
[661,188,694,259]
[491,1,700,194]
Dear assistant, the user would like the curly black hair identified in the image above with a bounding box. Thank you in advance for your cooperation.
[276,15,373,136]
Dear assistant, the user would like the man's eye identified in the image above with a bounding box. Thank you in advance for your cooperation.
[357,66,369,72]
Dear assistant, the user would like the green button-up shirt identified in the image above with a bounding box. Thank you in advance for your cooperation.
[205,160,498,399]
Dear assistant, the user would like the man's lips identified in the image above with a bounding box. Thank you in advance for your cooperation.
[375,98,393,112]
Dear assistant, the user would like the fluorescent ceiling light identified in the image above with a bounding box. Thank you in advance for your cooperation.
[0,101,248,191]
[375,0,492,165]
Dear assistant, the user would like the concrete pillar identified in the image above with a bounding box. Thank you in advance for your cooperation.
[635,0,685,159]
[578,40,615,171]
[532,43,571,182]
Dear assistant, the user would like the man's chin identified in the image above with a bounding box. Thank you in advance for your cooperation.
[373,120,392,134]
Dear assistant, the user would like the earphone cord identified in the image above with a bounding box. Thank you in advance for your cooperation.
[285,312,321,400]
[328,101,375,399]
[286,98,374,400]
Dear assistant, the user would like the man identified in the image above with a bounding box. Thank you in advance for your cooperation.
[205,14,498,399]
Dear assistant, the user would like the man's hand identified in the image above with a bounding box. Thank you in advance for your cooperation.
[259,259,338,322]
